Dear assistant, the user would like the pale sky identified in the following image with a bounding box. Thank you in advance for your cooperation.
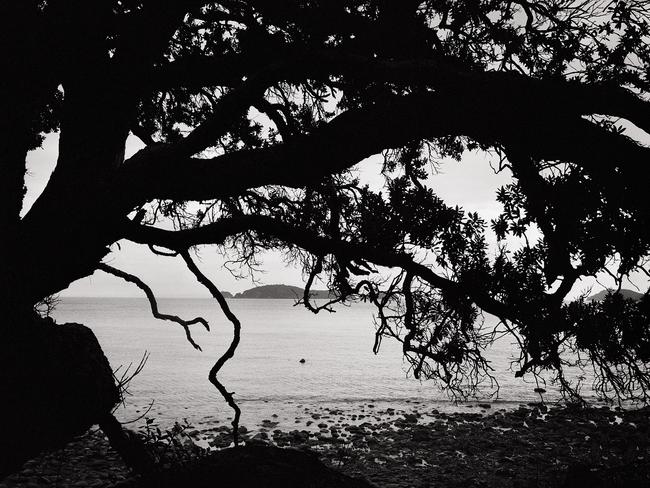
[24,132,646,298]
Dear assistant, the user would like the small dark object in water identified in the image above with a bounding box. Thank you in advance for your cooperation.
[299,358,306,364]
[534,387,546,394]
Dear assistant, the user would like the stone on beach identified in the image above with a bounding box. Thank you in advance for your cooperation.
[3,405,649,488]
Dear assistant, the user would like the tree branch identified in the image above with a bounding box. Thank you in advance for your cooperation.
[96,263,208,351]
[122,216,513,320]
[179,250,242,446]
[152,48,650,135]
[118,89,650,209]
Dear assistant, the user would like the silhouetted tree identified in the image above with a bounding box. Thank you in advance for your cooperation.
[2,0,650,471]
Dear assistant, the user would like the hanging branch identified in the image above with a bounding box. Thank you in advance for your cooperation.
[97,263,208,351]
[180,249,242,446]
[298,254,347,313]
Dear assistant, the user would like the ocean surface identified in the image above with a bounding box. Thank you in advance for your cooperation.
[52,297,600,429]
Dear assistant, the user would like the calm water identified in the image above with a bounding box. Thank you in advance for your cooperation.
[53,297,598,428]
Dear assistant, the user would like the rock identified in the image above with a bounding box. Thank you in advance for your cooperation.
[561,463,600,488]
[245,438,269,448]
[127,445,375,488]
[0,314,119,477]
[411,428,430,442]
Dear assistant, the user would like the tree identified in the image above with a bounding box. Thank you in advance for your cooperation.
[2,0,650,473]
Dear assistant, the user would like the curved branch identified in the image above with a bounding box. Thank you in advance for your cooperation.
[118,90,650,208]
[96,263,208,351]
[401,271,416,355]
[180,250,242,446]
[123,216,513,320]
[299,255,334,313]
[152,48,650,134]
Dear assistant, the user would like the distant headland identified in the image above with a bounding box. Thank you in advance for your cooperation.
[588,288,644,302]
[222,286,645,301]
[223,284,334,299]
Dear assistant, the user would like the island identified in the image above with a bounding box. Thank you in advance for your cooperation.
[227,284,335,299]
[588,288,644,301]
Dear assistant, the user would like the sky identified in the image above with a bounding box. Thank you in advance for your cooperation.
[24,130,647,298]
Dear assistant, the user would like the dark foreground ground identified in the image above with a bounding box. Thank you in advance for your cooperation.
[1,404,648,488]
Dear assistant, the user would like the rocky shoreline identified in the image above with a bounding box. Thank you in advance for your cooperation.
[1,404,648,488]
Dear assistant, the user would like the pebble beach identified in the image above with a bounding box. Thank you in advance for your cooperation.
[2,403,648,488]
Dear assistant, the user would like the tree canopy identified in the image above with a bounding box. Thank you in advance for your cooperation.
[4,0,650,436]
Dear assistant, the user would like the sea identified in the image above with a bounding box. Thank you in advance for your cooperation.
[52,297,602,430]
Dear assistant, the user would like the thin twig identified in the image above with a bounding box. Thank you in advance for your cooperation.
[112,351,151,410]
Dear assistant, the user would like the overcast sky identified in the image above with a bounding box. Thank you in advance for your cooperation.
[24,131,647,298]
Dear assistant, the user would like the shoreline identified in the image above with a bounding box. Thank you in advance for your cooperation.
[2,404,648,488]
[116,397,620,435]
